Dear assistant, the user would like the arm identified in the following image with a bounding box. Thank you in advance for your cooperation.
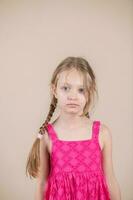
[101,124,121,200]
[35,130,50,200]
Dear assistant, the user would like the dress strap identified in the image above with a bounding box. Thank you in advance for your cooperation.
[92,120,100,140]
[45,123,58,141]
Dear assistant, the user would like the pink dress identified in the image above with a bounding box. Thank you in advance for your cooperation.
[43,120,111,200]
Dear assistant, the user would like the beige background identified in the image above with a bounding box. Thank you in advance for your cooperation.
[0,1,132,199]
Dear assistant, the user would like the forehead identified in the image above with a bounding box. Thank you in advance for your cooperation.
[57,69,84,86]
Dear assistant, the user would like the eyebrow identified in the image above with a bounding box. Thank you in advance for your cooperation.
[62,82,84,87]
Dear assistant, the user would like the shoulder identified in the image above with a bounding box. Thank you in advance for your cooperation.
[39,128,50,151]
[99,121,112,148]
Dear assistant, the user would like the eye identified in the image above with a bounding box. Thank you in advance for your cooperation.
[78,88,84,93]
[62,86,70,91]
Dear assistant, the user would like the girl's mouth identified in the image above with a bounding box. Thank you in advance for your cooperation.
[66,104,79,106]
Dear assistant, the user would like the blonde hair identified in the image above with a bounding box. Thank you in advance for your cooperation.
[26,56,98,179]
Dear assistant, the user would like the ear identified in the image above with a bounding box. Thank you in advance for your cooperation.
[50,84,57,98]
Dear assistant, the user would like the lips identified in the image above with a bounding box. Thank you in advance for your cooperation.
[67,104,79,106]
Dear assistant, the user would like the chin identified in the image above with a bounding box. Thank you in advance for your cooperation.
[66,109,83,115]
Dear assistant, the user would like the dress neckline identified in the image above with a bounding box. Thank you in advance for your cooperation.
[47,121,94,142]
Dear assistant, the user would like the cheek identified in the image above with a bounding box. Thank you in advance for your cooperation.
[57,92,67,104]
[80,96,87,106]
[76,93,86,106]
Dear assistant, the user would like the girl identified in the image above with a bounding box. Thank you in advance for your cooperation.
[26,57,121,200]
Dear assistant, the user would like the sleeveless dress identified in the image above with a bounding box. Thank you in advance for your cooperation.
[43,120,111,200]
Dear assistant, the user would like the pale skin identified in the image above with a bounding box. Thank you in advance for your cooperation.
[35,68,121,200]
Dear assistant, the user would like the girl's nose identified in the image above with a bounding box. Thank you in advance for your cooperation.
[68,90,77,100]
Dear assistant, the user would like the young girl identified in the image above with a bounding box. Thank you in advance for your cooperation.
[26,57,121,200]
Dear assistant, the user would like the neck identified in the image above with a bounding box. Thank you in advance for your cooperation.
[55,111,89,129]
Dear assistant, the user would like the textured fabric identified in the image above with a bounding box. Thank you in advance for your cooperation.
[43,121,111,200]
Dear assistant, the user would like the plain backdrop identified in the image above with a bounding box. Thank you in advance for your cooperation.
[0,0,133,199]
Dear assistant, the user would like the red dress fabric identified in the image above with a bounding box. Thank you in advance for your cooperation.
[43,120,111,200]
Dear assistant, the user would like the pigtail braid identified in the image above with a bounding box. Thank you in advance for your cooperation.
[26,96,57,179]
[39,96,57,134]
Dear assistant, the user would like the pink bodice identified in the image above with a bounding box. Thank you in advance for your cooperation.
[43,120,111,200]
